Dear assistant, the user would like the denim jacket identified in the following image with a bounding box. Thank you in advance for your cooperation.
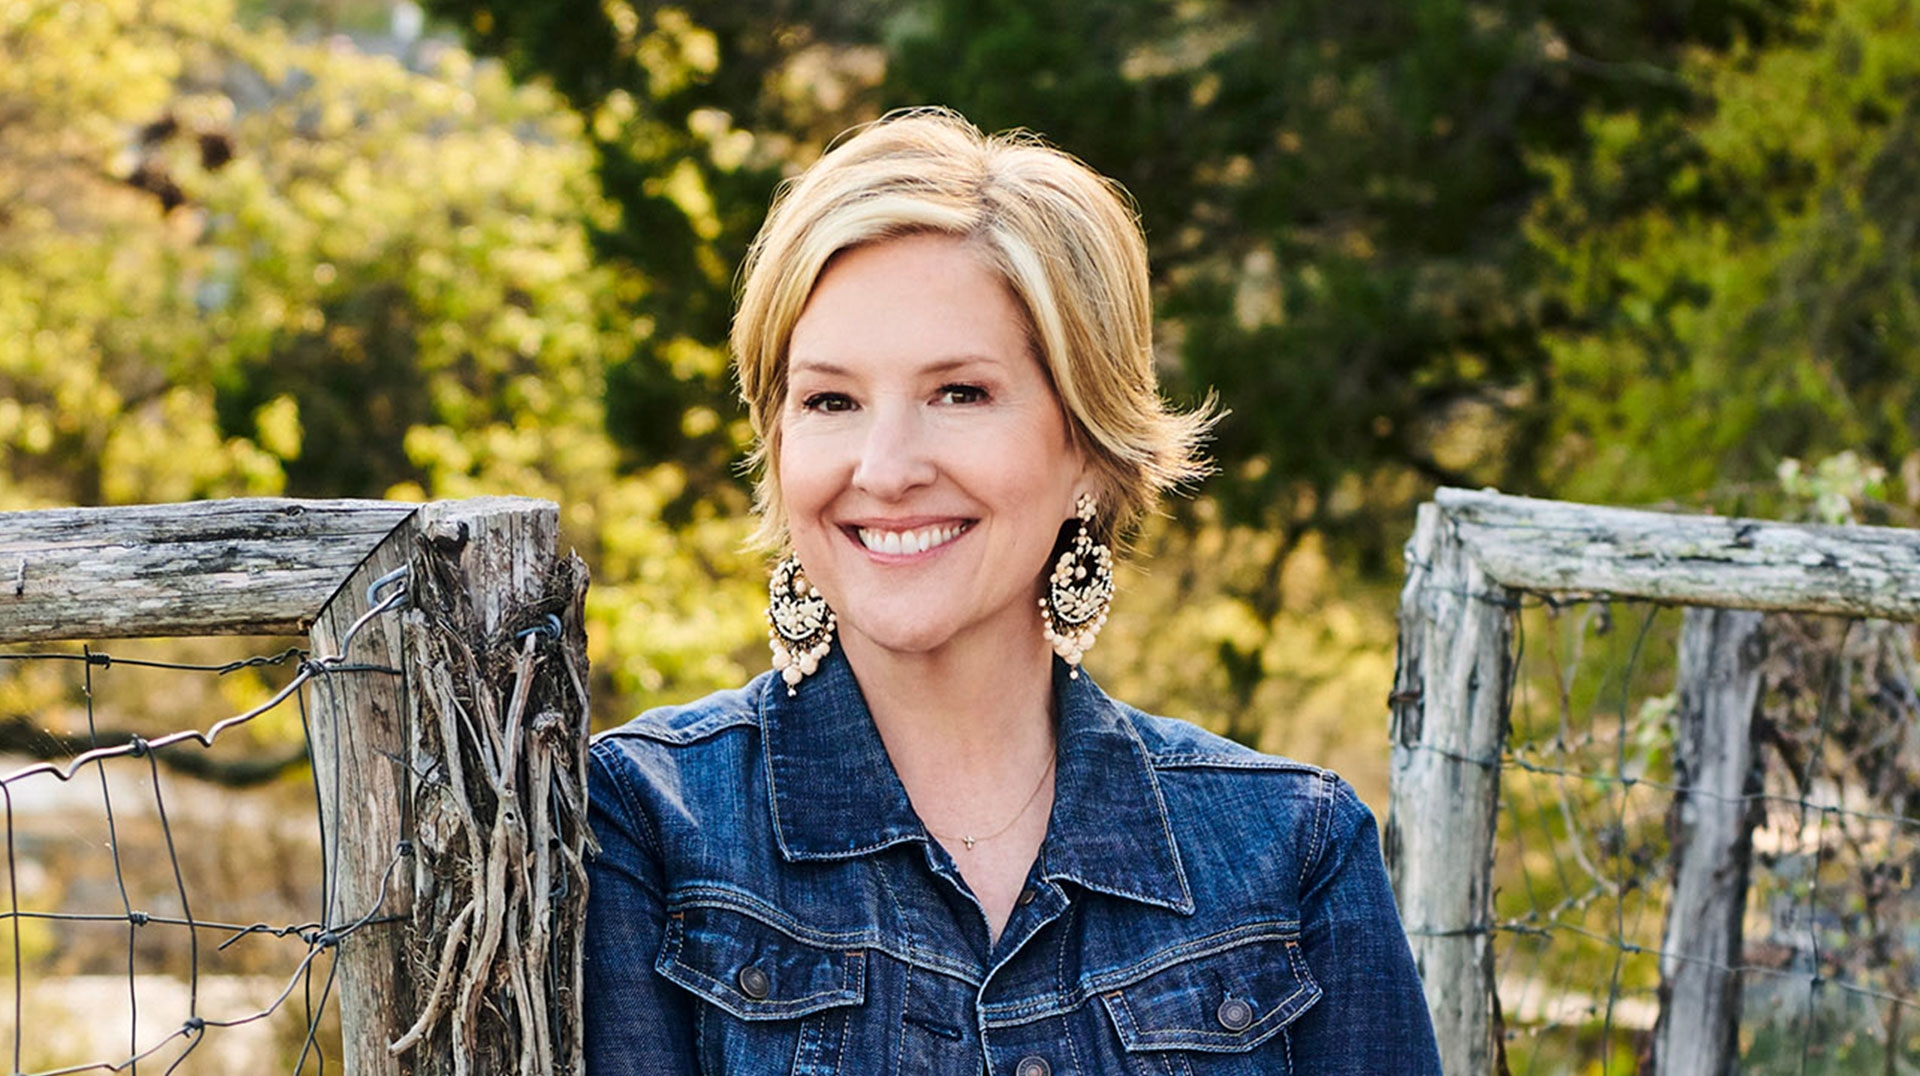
[584,649,1441,1075]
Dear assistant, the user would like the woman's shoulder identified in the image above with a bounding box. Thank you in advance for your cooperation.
[1113,700,1338,787]
[587,674,788,867]
[588,673,777,815]
[593,674,772,751]
[1104,699,1378,865]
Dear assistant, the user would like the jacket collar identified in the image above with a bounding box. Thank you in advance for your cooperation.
[762,647,1194,914]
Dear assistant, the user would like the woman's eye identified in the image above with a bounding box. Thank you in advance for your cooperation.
[936,384,988,405]
[800,392,855,413]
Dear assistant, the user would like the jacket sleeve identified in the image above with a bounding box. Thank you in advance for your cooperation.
[583,739,699,1074]
[1286,774,1444,1074]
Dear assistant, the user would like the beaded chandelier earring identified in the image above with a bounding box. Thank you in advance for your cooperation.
[768,554,835,696]
[1039,492,1114,678]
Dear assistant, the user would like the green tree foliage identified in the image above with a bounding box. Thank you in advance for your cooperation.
[1532,0,1920,511]
[880,0,1807,729]
[414,0,1823,750]
[419,0,1793,531]
[885,0,1787,524]
[0,0,766,718]
[0,0,286,507]
[9,0,1916,787]
[418,0,892,483]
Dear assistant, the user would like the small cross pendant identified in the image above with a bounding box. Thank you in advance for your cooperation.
[962,836,977,850]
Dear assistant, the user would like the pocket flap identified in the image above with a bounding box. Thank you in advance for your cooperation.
[1099,934,1321,1053]
[656,903,867,1020]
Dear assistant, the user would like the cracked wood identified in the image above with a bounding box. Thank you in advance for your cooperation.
[0,498,416,642]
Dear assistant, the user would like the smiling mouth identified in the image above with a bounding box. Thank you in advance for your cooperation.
[853,522,971,556]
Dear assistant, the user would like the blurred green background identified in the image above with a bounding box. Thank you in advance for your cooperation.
[2,0,1917,811]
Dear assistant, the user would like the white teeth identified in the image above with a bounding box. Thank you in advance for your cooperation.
[858,523,964,555]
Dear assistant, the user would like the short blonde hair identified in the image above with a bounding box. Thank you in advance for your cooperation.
[733,107,1213,548]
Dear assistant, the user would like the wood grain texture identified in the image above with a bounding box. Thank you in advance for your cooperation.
[0,499,416,641]
[1387,501,1512,1076]
[309,514,421,1076]
[1650,607,1765,1076]
[1437,487,1920,618]
[392,497,584,1076]
[306,495,585,1076]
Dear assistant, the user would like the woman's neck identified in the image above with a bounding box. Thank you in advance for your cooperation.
[839,629,1057,816]
[840,630,1059,944]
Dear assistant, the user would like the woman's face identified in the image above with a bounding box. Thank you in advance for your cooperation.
[778,233,1086,663]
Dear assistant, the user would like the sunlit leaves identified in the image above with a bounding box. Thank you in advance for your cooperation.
[0,0,765,714]
[1532,0,1920,511]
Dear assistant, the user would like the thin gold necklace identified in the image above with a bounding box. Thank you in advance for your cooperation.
[922,754,1057,852]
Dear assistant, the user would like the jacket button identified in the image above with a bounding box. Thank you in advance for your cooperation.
[1216,995,1255,1032]
[1017,887,1037,906]
[1014,1057,1050,1076]
[737,964,771,1000]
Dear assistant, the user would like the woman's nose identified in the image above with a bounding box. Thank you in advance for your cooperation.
[850,404,937,500]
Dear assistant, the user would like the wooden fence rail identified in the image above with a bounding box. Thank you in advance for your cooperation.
[0,497,588,1076]
[1387,488,1920,1074]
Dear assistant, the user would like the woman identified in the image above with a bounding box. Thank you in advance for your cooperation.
[585,108,1441,1075]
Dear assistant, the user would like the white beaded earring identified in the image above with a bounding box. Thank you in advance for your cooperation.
[768,554,835,696]
[1039,492,1113,678]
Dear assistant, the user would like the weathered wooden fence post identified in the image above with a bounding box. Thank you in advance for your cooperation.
[310,497,590,1075]
[1649,607,1765,1076]
[1387,501,1515,1074]
[308,507,420,1075]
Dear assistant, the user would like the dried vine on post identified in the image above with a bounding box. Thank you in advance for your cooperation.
[388,510,593,1076]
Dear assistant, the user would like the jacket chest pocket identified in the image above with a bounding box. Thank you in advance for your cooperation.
[1097,933,1320,1076]
[656,904,867,1076]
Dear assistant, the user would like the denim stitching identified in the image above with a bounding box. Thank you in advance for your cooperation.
[661,959,861,1019]
[670,884,984,987]
[601,705,754,746]
[1282,940,1323,1020]
[867,859,915,1075]
[694,1001,710,1073]
[835,953,863,1074]
[1104,990,1138,1041]
[1104,980,1311,1051]
[1148,753,1328,774]
[830,998,850,1076]
[1299,770,1331,892]
[982,922,1303,1027]
[1061,1001,1085,1076]
[1074,922,1302,996]
[589,744,664,862]
[757,675,805,865]
[790,1010,820,1076]
[1087,935,1319,1052]
[756,671,932,863]
[895,960,912,1075]
[1115,715,1195,912]
[656,909,869,1019]
[1055,902,1084,1076]
[662,954,861,1019]
[669,886,877,944]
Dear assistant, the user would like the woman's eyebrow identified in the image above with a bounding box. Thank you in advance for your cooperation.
[791,354,1002,377]
[920,355,1000,376]
[788,357,852,377]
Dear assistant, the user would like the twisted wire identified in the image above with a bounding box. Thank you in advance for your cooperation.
[0,591,407,1075]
